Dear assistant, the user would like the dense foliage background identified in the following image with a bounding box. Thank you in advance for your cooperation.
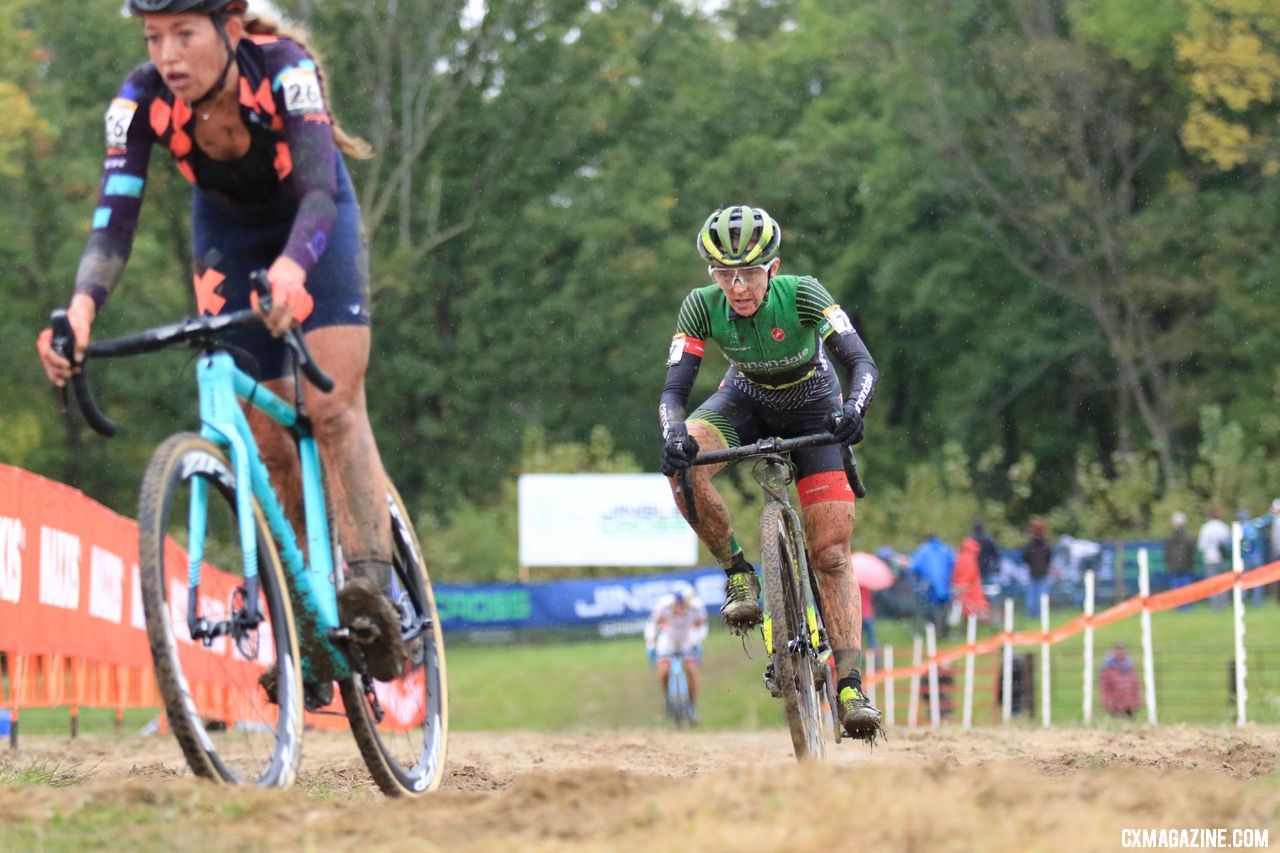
[3,0,1277,579]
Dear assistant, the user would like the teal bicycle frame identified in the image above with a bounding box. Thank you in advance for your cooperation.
[190,349,349,681]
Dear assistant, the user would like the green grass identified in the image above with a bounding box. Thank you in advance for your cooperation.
[0,706,156,737]
[0,757,96,787]
[447,627,787,731]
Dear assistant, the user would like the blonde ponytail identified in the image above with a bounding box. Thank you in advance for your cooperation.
[242,12,373,160]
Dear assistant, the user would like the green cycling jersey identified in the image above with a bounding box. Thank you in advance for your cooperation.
[669,275,852,387]
[659,273,877,438]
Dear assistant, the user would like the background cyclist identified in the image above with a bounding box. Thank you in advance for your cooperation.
[35,0,404,680]
[644,583,709,723]
[657,205,882,741]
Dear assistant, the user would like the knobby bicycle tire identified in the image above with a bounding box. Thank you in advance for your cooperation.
[760,503,827,761]
[137,433,304,786]
[805,560,843,745]
[340,481,449,796]
[667,656,692,728]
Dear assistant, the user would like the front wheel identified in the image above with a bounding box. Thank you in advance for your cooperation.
[667,656,693,728]
[760,503,827,761]
[137,433,304,786]
[340,482,448,796]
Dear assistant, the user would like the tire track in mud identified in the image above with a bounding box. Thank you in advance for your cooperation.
[2,727,1277,851]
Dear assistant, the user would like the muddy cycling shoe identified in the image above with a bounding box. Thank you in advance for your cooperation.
[839,685,886,745]
[338,565,407,682]
[721,569,763,633]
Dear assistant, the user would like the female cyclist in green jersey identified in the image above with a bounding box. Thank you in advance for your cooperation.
[658,205,881,739]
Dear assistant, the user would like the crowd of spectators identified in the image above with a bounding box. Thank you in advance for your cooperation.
[871,503,1280,635]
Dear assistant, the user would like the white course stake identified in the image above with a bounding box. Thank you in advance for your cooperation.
[866,651,877,706]
[1232,522,1248,726]
[908,635,923,728]
[962,614,977,729]
[884,645,895,727]
[1083,570,1095,725]
[1139,548,1158,725]
[1002,598,1014,724]
[926,622,941,729]
[1041,593,1051,728]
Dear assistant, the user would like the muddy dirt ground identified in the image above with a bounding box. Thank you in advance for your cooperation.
[2,726,1278,851]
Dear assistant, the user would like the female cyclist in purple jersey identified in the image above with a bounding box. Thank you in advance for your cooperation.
[36,0,403,673]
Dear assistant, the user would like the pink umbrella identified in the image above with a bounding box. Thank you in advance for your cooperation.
[850,551,895,591]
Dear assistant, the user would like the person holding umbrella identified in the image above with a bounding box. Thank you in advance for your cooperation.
[850,551,895,653]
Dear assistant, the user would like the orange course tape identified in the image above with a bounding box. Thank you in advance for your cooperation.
[866,559,1280,685]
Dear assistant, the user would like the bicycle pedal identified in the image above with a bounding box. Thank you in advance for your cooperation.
[345,615,384,646]
[763,662,782,698]
[337,577,408,681]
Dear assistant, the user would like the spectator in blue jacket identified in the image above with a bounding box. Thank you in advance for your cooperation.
[1254,500,1280,603]
[911,534,956,637]
[1237,508,1264,604]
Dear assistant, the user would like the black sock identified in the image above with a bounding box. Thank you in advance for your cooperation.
[838,671,863,693]
[724,553,753,576]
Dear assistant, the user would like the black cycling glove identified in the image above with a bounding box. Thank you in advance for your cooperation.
[660,422,700,476]
[828,402,865,446]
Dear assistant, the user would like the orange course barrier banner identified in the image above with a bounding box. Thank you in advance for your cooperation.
[0,463,310,728]
[866,558,1280,688]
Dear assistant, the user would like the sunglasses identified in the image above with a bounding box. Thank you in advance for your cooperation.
[708,264,771,287]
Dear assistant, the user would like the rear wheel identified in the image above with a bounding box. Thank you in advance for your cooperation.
[340,482,448,796]
[807,565,843,745]
[137,433,303,786]
[760,503,827,761]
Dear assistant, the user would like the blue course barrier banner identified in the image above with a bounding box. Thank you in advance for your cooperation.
[435,568,727,633]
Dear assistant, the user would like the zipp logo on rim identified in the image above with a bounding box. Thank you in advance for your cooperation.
[181,451,234,489]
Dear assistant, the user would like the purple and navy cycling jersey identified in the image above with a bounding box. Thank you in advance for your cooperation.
[74,33,371,380]
[76,33,348,313]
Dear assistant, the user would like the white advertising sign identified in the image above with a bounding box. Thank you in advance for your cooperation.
[519,473,697,567]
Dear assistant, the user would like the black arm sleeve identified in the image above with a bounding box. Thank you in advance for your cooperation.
[826,329,878,418]
[659,353,702,438]
[657,289,712,437]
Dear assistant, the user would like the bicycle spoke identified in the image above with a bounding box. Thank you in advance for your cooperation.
[138,434,302,787]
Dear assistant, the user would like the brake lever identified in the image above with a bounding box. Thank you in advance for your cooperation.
[677,463,699,527]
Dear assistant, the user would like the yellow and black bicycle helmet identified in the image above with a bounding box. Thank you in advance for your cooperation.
[696,205,782,268]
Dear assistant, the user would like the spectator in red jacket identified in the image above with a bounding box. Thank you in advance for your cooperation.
[1100,642,1141,718]
[953,537,992,621]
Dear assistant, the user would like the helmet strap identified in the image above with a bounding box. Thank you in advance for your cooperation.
[191,14,236,114]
